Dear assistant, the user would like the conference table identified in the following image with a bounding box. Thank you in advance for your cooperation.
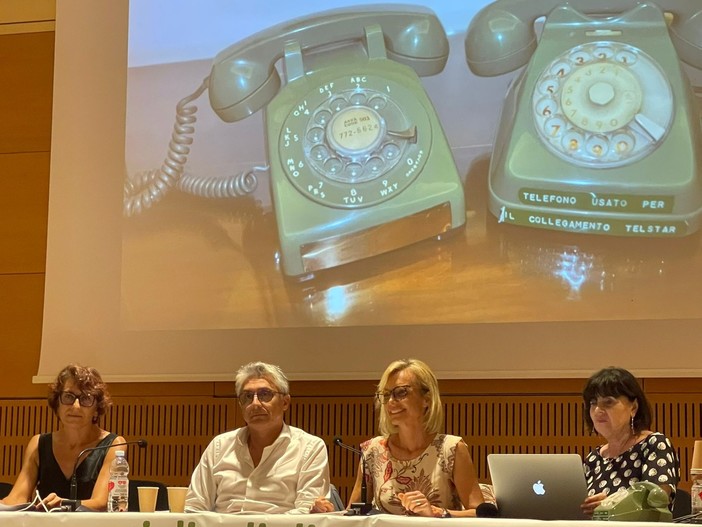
[0,511,682,527]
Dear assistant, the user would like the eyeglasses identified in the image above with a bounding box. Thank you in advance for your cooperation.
[588,396,621,410]
[59,391,96,407]
[239,388,283,406]
[375,384,415,405]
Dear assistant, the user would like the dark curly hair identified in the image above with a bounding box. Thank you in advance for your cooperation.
[48,364,112,419]
[582,366,652,434]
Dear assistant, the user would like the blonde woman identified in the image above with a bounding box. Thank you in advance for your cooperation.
[315,359,484,516]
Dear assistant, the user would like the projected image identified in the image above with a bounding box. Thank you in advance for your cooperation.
[121,0,702,331]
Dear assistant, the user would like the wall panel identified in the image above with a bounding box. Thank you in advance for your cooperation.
[1,390,698,505]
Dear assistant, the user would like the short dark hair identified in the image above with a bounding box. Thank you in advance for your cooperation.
[48,364,112,417]
[582,366,652,433]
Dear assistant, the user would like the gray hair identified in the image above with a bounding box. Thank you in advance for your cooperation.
[234,362,289,396]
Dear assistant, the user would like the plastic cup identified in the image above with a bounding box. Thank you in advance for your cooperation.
[167,486,188,513]
[137,486,159,512]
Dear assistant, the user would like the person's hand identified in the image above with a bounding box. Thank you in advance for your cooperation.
[397,491,438,517]
[581,492,607,516]
[310,497,335,513]
[36,492,63,511]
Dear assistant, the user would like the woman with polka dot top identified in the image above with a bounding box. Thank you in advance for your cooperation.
[580,367,679,516]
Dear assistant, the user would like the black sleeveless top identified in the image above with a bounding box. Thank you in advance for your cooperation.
[37,432,118,500]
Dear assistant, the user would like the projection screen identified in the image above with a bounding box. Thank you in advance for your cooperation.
[38,0,702,382]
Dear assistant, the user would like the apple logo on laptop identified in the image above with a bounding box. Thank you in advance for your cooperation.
[532,480,546,495]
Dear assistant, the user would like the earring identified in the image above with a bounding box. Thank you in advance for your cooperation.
[630,415,635,436]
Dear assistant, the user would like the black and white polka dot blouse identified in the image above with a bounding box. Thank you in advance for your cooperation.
[583,432,679,509]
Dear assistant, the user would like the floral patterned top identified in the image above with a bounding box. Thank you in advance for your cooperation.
[583,432,679,509]
[360,434,463,515]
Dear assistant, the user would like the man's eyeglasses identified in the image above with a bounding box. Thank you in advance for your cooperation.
[375,384,414,405]
[239,388,284,406]
[59,391,97,407]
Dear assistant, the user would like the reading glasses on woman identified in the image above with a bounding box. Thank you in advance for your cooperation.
[59,391,96,407]
[238,388,283,406]
[375,384,419,404]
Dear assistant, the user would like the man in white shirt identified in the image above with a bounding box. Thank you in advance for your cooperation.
[185,362,330,513]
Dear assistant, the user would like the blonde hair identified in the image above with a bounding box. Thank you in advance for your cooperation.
[376,358,444,436]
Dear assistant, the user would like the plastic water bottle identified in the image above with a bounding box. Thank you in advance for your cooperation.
[692,470,702,520]
[107,450,129,512]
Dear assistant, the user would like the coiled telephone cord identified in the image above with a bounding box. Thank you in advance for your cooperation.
[123,77,259,217]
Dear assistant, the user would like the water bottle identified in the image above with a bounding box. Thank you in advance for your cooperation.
[107,450,129,512]
[692,470,702,520]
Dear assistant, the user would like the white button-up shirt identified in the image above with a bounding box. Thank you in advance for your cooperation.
[185,423,330,513]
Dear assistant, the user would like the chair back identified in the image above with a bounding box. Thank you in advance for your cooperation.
[673,488,692,519]
[0,482,12,500]
[128,479,169,511]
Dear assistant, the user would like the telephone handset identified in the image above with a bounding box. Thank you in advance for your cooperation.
[208,5,465,277]
[592,481,672,522]
[465,0,702,237]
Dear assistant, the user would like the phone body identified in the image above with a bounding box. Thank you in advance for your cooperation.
[209,5,464,278]
[466,0,702,237]
[592,481,672,522]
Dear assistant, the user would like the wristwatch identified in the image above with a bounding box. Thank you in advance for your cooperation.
[441,508,452,518]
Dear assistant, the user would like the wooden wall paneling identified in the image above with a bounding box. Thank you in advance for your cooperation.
[0,32,53,154]
[103,397,235,486]
[0,390,700,495]
[0,153,50,274]
[0,401,56,480]
[0,274,47,398]
[287,397,378,504]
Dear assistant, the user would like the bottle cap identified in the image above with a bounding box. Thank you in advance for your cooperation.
[692,441,702,474]
[115,450,125,456]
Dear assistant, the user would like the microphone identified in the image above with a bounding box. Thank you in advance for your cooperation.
[333,437,374,516]
[476,502,500,517]
[63,439,148,511]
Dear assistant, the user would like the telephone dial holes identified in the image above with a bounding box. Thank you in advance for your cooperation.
[368,96,387,110]
[544,117,567,138]
[349,93,366,106]
[592,46,615,60]
[586,136,609,158]
[532,41,672,167]
[549,61,572,78]
[315,110,332,125]
[536,98,556,118]
[323,157,343,174]
[615,50,637,66]
[307,127,325,143]
[344,163,364,179]
[310,145,329,161]
[381,142,401,160]
[330,97,348,112]
[366,157,385,173]
[570,51,593,65]
[538,80,560,97]
[562,132,584,154]
[612,133,635,154]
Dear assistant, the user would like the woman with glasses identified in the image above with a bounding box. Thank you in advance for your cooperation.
[316,358,484,516]
[0,364,124,511]
[580,367,679,516]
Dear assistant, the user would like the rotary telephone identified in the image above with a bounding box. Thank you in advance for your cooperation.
[592,481,673,522]
[465,0,702,237]
[198,5,464,278]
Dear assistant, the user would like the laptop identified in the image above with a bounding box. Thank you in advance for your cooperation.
[487,453,589,520]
